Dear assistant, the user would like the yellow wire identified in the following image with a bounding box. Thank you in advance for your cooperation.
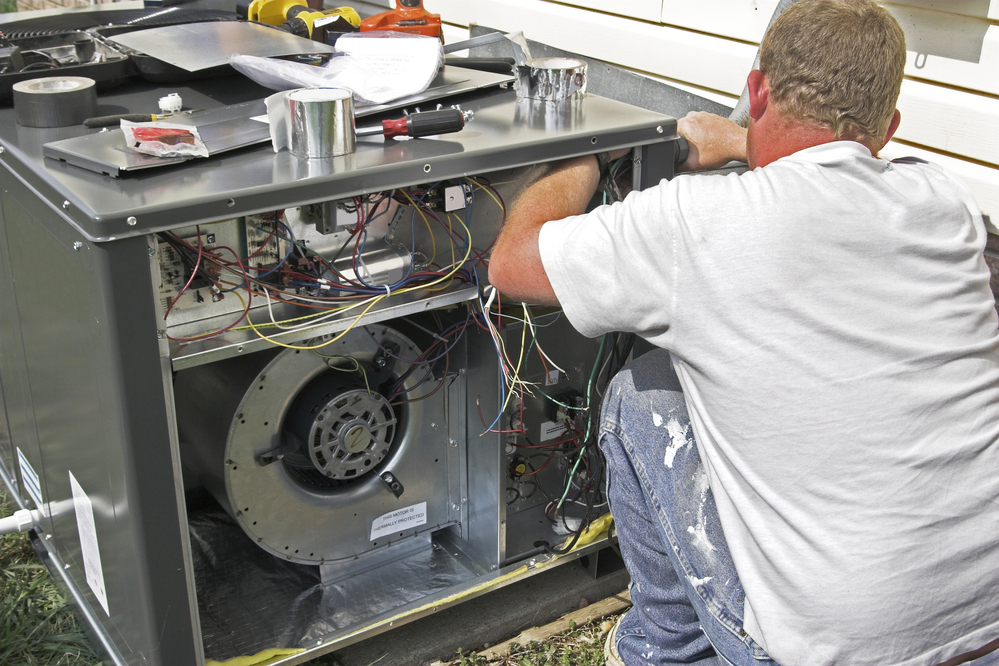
[397,192,437,269]
[499,304,529,415]
[312,352,372,394]
[468,178,504,212]
[224,203,474,347]
[245,295,386,350]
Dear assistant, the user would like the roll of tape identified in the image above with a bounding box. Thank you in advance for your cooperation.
[515,57,587,102]
[288,88,355,159]
[13,76,98,128]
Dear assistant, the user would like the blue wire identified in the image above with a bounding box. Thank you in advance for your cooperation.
[223,216,295,293]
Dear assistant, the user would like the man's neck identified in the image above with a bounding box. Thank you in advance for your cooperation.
[748,114,846,168]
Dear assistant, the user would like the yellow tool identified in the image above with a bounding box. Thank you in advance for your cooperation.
[246,1,361,43]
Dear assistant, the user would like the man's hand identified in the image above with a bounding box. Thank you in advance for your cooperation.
[676,112,748,172]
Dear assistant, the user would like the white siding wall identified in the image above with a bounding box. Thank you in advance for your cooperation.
[360,0,999,225]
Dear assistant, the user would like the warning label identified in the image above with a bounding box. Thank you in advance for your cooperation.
[369,501,428,541]
[69,471,109,617]
[540,420,566,442]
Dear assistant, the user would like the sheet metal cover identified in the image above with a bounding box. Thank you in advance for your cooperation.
[43,99,270,176]
[42,66,513,177]
[109,22,336,73]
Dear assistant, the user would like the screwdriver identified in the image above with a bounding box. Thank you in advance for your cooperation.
[356,108,472,140]
[82,110,195,128]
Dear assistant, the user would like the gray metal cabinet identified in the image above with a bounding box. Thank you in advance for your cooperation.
[0,71,678,665]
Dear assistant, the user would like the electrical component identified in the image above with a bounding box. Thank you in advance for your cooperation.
[174,323,458,566]
[444,184,473,212]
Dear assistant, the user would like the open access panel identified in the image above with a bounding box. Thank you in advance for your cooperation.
[0,71,680,665]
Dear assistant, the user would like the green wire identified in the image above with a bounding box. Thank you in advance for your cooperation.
[555,334,607,512]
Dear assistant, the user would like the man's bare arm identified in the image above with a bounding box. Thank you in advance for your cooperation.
[676,111,748,172]
[487,154,601,305]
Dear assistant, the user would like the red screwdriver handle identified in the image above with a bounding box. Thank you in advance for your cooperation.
[381,108,466,139]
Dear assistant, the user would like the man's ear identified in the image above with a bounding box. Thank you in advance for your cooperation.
[747,70,769,121]
[879,109,901,149]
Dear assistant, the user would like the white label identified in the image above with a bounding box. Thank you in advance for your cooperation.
[17,447,43,510]
[540,420,566,442]
[545,369,560,386]
[369,501,427,541]
[69,471,109,617]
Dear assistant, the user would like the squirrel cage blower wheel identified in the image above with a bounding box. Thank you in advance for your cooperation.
[174,323,462,567]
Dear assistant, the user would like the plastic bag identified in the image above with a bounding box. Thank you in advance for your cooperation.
[230,31,443,105]
[121,120,208,158]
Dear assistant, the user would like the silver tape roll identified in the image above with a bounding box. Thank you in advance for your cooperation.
[515,96,584,131]
[288,88,355,159]
[13,76,98,128]
[515,57,587,102]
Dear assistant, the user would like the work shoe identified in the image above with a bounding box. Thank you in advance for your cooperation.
[604,614,626,666]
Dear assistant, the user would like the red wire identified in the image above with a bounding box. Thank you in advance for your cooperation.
[163,226,205,320]
[166,246,252,342]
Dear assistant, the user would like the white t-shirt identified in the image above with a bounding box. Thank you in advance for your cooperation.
[539,142,999,666]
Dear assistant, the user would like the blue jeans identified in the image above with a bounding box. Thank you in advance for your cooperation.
[599,349,779,666]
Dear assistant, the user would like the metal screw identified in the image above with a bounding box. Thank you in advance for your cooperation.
[461,497,467,503]
[451,503,459,512]
[62,200,71,210]
[656,125,664,134]
[127,216,137,226]
[45,534,52,540]
[449,438,457,447]
[72,241,83,251]
[633,157,642,166]
[528,559,536,567]
[64,563,71,570]
[156,330,165,339]
[147,247,155,256]
[431,422,439,429]
[0,146,5,154]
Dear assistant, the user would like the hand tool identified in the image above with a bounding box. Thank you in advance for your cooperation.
[359,0,441,39]
[356,108,471,140]
[246,0,360,43]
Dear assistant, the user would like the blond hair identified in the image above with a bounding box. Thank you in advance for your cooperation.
[759,0,906,144]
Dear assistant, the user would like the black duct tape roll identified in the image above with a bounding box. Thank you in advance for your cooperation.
[13,76,98,128]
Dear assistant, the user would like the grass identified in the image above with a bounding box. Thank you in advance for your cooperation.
[441,616,618,666]
[0,490,100,666]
